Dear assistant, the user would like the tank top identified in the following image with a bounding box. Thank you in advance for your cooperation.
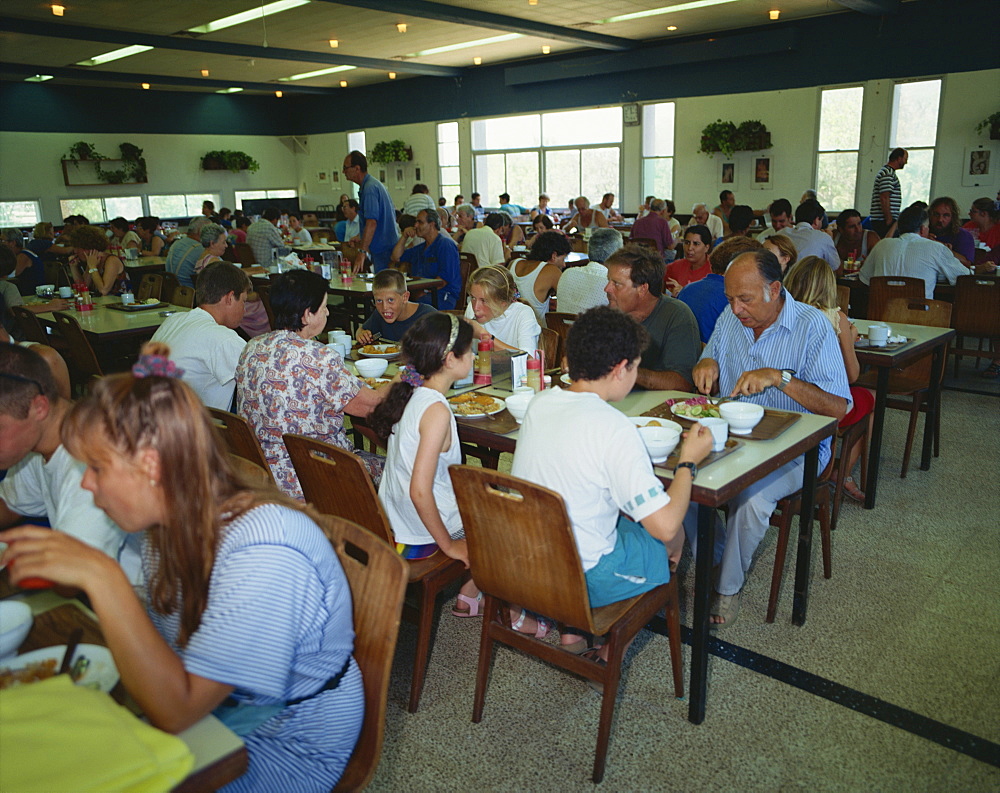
[510,258,550,323]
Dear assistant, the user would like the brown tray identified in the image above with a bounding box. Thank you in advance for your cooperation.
[105,301,168,312]
[653,438,742,472]
[454,407,519,434]
[641,401,801,441]
[855,335,912,351]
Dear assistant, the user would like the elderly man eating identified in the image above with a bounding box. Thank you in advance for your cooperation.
[691,250,850,625]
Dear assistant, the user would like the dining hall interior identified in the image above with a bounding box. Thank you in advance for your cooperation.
[0,0,998,790]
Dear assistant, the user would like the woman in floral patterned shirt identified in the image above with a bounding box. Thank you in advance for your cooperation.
[236,270,388,498]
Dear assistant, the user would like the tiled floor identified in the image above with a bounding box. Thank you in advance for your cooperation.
[365,385,1000,791]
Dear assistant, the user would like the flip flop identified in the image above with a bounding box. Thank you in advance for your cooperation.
[710,590,742,628]
[510,609,552,638]
[451,591,483,618]
[843,476,865,503]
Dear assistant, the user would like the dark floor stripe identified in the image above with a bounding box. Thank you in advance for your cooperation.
[645,616,1000,768]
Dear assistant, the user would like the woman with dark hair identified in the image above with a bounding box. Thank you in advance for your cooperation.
[509,230,572,322]
[67,224,126,296]
[1,344,363,791]
[664,224,713,295]
[236,270,387,497]
[963,197,1000,250]
[108,217,141,261]
[136,216,167,257]
[496,211,526,249]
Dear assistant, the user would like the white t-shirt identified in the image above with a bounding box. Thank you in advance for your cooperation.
[556,262,609,315]
[460,226,505,267]
[378,388,462,545]
[0,446,141,583]
[151,308,246,410]
[289,227,312,245]
[464,300,540,352]
[858,233,969,298]
[690,214,723,240]
[512,388,670,571]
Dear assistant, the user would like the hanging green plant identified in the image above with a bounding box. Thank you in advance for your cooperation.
[975,111,1000,140]
[201,150,261,173]
[63,141,146,183]
[698,120,772,157]
[369,140,412,163]
[65,141,106,162]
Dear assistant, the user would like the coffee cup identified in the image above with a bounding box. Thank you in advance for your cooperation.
[868,323,890,347]
[697,417,729,453]
[58,286,73,298]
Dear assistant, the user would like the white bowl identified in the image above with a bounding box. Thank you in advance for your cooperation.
[504,391,535,423]
[355,358,389,378]
[630,416,684,435]
[719,402,764,435]
[638,426,680,464]
[0,601,33,659]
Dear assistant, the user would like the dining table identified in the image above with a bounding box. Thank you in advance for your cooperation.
[30,294,192,343]
[850,318,956,509]
[0,584,248,792]
[125,256,168,277]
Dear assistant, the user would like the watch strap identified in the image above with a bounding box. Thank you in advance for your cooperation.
[674,461,698,478]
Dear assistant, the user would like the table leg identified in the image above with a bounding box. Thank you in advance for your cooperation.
[920,344,945,471]
[792,443,821,626]
[688,503,715,725]
[864,367,889,509]
[430,287,439,309]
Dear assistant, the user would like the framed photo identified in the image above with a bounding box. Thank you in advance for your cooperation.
[378,168,387,183]
[316,170,328,183]
[395,167,405,183]
[962,146,995,187]
[721,161,735,184]
[331,170,340,184]
[751,156,773,190]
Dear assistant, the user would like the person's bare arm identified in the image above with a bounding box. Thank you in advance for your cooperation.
[343,383,388,417]
[692,358,720,395]
[390,227,414,265]
[15,253,31,277]
[354,219,378,274]
[139,236,165,257]
[837,312,861,383]
[635,367,694,392]
[730,368,846,420]
[595,212,609,229]
[879,192,893,225]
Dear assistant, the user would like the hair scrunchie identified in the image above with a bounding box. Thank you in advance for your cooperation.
[512,289,521,300]
[132,354,184,379]
[399,364,424,388]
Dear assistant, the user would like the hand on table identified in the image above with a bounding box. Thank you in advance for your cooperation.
[352,252,366,276]
[730,367,780,397]
[356,329,374,345]
[44,298,71,312]
[692,358,719,396]
[678,423,713,466]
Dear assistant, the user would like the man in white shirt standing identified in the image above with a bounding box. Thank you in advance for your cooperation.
[151,262,250,410]
[778,199,840,269]
[859,205,969,298]
[556,228,620,315]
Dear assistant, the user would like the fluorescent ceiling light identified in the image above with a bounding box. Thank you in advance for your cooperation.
[279,64,355,82]
[409,33,520,58]
[216,87,244,94]
[596,0,740,25]
[76,45,153,66]
[187,0,310,35]
[25,74,54,82]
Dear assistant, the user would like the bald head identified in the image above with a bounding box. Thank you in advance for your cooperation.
[724,252,785,332]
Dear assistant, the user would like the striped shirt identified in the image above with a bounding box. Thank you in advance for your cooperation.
[869,164,901,221]
[701,291,850,468]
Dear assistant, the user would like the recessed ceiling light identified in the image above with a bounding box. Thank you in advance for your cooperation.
[187,0,310,34]
[200,69,209,77]
[25,74,54,82]
[396,22,407,33]
[141,83,150,89]
[667,25,678,31]
[541,45,550,54]
[76,45,153,67]
[769,9,780,19]
[473,56,482,65]
[388,72,396,79]
[216,87,243,94]
[51,4,64,16]
[279,64,355,82]
[597,0,739,25]
[329,39,339,48]
[275,90,283,97]
[410,33,520,58]
[340,80,348,87]
[528,0,538,4]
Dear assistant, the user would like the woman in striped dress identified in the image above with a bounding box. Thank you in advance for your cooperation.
[0,344,363,792]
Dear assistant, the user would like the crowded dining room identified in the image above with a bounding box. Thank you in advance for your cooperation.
[0,0,998,790]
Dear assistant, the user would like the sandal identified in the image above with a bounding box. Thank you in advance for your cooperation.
[843,476,865,503]
[561,637,603,655]
[980,362,1000,379]
[510,609,552,638]
[710,590,742,628]
[451,591,483,618]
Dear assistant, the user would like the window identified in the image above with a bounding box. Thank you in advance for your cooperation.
[147,193,221,218]
[889,79,941,208]
[234,189,297,209]
[0,200,41,225]
[437,122,461,204]
[59,196,143,223]
[642,102,675,203]
[347,131,366,198]
[815,87,863,212]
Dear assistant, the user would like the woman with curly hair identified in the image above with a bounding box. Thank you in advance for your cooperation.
[67,224,126,296]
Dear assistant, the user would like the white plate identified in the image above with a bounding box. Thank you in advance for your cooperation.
[448,396,505,418]
[358,344,402,360]
[2,644,119,692]
[670,401,723,421]
[361,377,392,388]
[560,373,573,385]
[629,416,684,434]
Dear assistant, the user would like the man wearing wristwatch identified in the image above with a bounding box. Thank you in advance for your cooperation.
[690,250,850,627]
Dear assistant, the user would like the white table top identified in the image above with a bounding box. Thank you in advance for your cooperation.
[31,296,191,337]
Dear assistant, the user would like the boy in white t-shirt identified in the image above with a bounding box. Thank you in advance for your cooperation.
[512,305,710,652]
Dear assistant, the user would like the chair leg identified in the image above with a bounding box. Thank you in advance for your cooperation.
[952,334,962,377]
[766,514,792,623]
[899,397,922,479]
[933,396,941,458]
[664,578,684,698]
[592,634,624,784]
[819,488,832,579]
[472,595,498,724]
[407,582,439,713]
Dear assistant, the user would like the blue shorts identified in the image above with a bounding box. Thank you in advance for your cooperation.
[584,516,670,608]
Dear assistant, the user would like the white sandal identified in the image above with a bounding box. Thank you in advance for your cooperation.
[510,609,552,638]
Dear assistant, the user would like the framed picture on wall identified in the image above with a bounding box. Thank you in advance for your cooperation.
[395,167,405,184]
[962,146,995,187]
[751,156,773,190]
[331,170,340,184]
[316,170,328,183]
[378,168,387,183]
[721,162,735,184]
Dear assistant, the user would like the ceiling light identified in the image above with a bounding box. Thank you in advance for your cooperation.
[275,90,283,97]
[473,56,482,65]
[216,87,243,94]
[200,69,210,77]
[51,4,64,16]
[141,83,150,89]
[329,39,339,48]
[340,80,348,88]
[541,45,550,54]
[396,23,407,33]
[187,0,310,34]
[597,0,739,25]
[388,71,396,79]
[279,64,355,82]
[76,45,153,67]
[769,9,780,19]
[667,25,678,31]
[410,33,520,58]
[528,0,538,4]
[25,74,54,82]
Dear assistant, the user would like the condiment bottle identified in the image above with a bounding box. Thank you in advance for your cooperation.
[526,355,542,392]
[474,336,493,385]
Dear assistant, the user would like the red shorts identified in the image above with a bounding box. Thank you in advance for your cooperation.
[840,385,874,428]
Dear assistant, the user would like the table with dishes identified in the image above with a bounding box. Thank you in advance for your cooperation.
[29,294,192,343]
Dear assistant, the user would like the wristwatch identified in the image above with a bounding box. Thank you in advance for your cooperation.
[777,369,795,390]
[88,268,99,274]
[674,461,698,478]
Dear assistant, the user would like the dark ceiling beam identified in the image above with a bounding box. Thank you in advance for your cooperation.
[0,17,462,77]
[314,0,634,51]
[832,0,900,13]
[0,62,333,94]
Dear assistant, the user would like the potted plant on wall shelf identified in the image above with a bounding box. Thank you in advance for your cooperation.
[734,120,772,152]
[698,120,773,157]
[201,150,261,173]
[62,141,147,184]
[65,141,106,162]
[369,140,413,163]
[975,112,1000,140]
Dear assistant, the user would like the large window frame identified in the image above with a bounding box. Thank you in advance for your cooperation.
[814,86,864,212]
[0,200,42,226]
[437,122,461,204]
[889,78,942,208]
[233,189,298,209]
[641,102,676,203]
[147,193,222,219]
[59,196,145,223]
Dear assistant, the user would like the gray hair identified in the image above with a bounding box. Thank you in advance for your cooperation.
[649,198,666,213]
[691,203,708,214]
[187,216,212,238]
[2,228,24,247]
[456,204,476,218]
[575,196,590,209]
[587,228,623,264]
[200,222,227,248]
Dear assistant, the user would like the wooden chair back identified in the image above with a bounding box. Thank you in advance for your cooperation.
[952,275,1000,338]
[868,276,924,320]
[136,273,163,302]
[283,434,394,544]
[206,407,269,470]
[629,236,659,251]
[51,311,103,381]
[449,465,596,633]
[545,312,576,356]
[228,453,275,488]
[882,298,953,383]
[232,242,256,267]
[836,284,851,316]
[455,254,477,311]
[539,326,560,368]
[256,284,276,328]
[321,514,407,793]
[160,272,181,303]
[10,306,49,344]
[170,285,195,308]
[570,237,589,253]
[44,260,72,287]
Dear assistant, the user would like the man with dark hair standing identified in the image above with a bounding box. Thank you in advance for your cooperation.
[756,198,793,241]
[870,148,908,237]
[778,199,839,269]
[343,150,399,274]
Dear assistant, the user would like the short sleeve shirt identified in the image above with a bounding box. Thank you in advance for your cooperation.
[400,233,462,310]
[362,302,437,342]
[359,174,400,255]
[639,296,701,384]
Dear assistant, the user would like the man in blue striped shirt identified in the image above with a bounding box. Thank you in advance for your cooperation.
[690,250,850,626]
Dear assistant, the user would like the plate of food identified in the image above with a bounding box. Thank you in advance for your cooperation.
[0,644,119,692]
[669,397,722,421]
[448,393,505,418]
[358,343,401,360]
[361,377,392,389]
[560,373,573,385]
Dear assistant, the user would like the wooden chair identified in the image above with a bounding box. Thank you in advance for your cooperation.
[207,407,270,473]
[283,434,467,714]
[867,276,924,320]
[256,284,276,329]
[10,306,56,345]
[320,515,407,793]
[136,273,163,302]
[836,284,851,316]
[629,236,659,252]
[232,242,257,267]
[545,312,576,367]
[831,413,869,533]
[170,285,195,308]
[455,253,477,311]
[160,271,182,303]
[51,311,103,390]
[856,298,952,477]
[950,275,1000,375]
[228,453,276,490]
[539,326,560,368]
[448,465,684,783]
